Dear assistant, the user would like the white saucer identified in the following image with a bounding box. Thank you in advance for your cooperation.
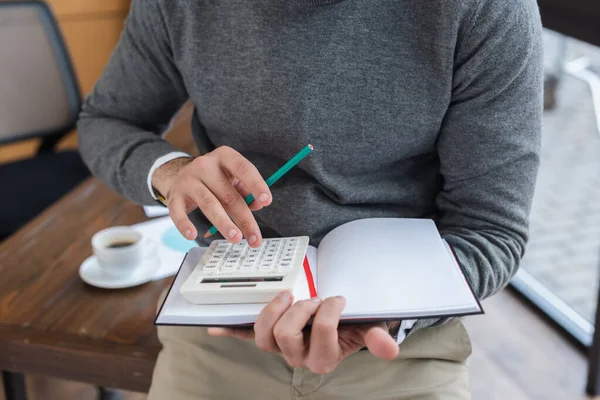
[79,254,161,289]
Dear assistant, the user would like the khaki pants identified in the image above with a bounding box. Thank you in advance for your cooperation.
[148,291,472,400]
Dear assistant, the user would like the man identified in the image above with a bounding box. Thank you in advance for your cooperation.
[77,0,543,398]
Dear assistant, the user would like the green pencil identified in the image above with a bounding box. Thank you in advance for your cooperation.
[203,144,314,238]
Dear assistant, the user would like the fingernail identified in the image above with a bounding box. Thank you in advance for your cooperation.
[228,229,238,239]
[278,291,291,303]
[248,235,258,244]
[311,297,322,303]
[185,230,192,239]
[259,193,269,203]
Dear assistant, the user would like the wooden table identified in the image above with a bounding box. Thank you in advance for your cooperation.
[0,102,197,400]
[0,177,171,396]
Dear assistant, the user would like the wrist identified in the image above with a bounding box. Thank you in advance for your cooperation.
[151,156,193,201]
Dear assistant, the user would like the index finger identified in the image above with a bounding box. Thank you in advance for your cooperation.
[168,196,197,240]
[273,298,322,367]
[254,291,294,353]
[216,147,272,208]
[306,296,346,370]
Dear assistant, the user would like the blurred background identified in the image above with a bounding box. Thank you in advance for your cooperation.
[1,1,600,399]
[0,0,129,165]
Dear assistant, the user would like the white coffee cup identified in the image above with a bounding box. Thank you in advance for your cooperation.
[91,226,157,278]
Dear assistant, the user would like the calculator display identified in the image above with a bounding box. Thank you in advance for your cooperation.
[200,276,284,284]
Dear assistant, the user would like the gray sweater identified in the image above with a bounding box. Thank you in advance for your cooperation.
[77,0,543,335]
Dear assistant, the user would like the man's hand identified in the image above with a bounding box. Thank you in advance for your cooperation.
[151,147,272,246]
[208,293,400,374]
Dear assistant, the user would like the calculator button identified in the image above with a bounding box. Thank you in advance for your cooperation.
[259,261,275,270]
[222,259,240,270]
[279,262,292,270]
[240,260,257,270]
[233,243,246,251]
[206,258,222,266]
[280,257,293,263]
[247,248,262,255]
[282,251,295,259]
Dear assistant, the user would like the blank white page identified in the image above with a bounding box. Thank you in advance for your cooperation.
[316,218,480,319]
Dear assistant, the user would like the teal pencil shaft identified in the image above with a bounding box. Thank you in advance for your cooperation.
[205,144,313,236]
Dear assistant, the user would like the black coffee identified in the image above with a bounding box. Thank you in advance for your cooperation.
[106,241,136,248]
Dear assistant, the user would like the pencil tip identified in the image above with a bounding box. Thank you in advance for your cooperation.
[203,231,211,238]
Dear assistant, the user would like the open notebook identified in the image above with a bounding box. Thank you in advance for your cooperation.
[155,218,483,326]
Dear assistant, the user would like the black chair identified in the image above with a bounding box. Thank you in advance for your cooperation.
[0,0,90,243]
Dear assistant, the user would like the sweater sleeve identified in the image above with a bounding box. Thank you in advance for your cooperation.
[407,0,544,336]
[77,0,188,205]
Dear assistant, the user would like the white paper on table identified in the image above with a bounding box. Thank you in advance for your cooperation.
[130,216,201,280]
[143,205,170,217]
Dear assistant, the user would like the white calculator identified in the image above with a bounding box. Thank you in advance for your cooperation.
[179,236,309,304]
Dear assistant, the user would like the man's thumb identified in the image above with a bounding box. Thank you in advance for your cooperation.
[362,324,399,360]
